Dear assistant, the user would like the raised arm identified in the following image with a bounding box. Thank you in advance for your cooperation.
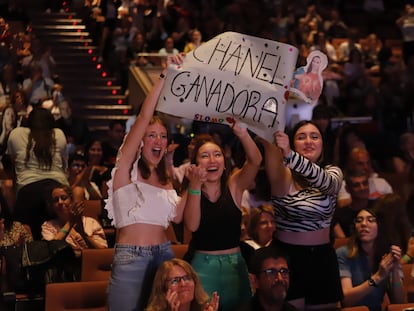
[261,131,292,196]
[228,121,262,206]
[113,54,184,191]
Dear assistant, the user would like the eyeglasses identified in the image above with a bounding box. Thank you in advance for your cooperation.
[52,195,69,203]
[144,133,168,140]
[71,163,85,169]
[260,268,289,279]
[167,275,192,286]
[354,216,377,224]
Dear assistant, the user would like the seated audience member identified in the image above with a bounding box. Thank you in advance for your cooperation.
[183,28,203,53]
[101,120,125,168]
[41,183,108,259]
[240,204,275,266]
[332,170,372,239]
[84,138,111,197]
[337,147,393,208]
[6,108,69,240]
[56,98,90,149]
[158,36,180,68]
[146,258,219,311]
[336,207,405,310]
[10,89,30,126]
[238,246,298,311]
[241,168,271,212]
[22,61,56,107]
[0,105,17,159]
[337,27,362,63]
[67,150,102,201]
[0,189,33,291]
[374,193,414,266]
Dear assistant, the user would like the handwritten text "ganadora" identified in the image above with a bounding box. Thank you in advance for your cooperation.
[169,71,280,128]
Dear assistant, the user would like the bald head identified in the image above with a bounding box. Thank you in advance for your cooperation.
[347,147,372,176]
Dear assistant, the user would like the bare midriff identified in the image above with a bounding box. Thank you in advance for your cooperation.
[196,246,241,255]
[276,227,331,245]
[117,223,168,246]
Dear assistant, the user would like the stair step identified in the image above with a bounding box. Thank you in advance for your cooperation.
[49,46,97,52]
[63,85,122,91]
[34,38,93,44]
[31,25,86,30]
[31,18,84,24]
[81,104,132,110]
[32,31,91,37]
[26,8,129,131]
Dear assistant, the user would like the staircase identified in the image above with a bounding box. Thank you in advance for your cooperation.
[27,9,131,139]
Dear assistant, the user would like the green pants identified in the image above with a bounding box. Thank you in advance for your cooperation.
[191,251,252,311]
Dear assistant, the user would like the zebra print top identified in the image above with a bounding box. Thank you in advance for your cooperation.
[271,151,343,232]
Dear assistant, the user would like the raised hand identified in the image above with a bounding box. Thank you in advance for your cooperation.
[185,164,207,189]
[166,288,181,311]
[204,291,219,311]
[274,131,291,158]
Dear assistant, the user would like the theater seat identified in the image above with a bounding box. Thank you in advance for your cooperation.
[44,280,108,311]
[387,303,414,311]
[341,307,369,311]
[81,248,114,282]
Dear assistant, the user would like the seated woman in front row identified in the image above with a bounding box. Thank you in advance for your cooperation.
[336,206,406,311]
[41,183,108,258]
[146,258,219,311]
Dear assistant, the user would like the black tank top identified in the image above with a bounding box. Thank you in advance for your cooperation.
[191,187,242,251]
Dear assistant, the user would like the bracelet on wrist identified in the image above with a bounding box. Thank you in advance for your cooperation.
[403,254,412,263]
[188,188,201,195]
[60,227,69,235]
[393,281,402,287]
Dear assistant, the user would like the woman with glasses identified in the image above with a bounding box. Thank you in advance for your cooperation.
[336,207,405,310]
[105,54,186,310]
[261,120,343,310]
[146,258,219,311]
[67,150,102,201]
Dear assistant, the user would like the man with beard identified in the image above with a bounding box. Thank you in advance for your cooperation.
[238,247,298,311]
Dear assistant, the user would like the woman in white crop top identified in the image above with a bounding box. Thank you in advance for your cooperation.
[105,54,186,311]
[262,120,343,311]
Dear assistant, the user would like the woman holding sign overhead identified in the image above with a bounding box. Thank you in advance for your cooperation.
[104,54,186,311]
[183,121,262,311]
[261,120,343,310]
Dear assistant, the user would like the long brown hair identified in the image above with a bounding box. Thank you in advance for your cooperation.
[25,107,56,169]
[138,115,169,185]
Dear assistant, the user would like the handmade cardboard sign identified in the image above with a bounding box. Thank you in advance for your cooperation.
[156,31,299,142]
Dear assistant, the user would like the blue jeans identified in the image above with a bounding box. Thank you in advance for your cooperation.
[191,251,252,311]
[107,241,174,311]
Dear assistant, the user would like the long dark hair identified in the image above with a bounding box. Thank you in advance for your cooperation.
[25,107,56,169]
[138,116,170,185]
[347,207,390,273]
[187,136,230,195]
[289,120,324,187]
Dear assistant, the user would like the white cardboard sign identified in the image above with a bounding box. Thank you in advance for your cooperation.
[156,31,299,142]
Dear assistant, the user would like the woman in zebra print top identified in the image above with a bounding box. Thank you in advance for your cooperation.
[261,120,343,311]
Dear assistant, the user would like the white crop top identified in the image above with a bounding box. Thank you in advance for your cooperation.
[104,146,179,229]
